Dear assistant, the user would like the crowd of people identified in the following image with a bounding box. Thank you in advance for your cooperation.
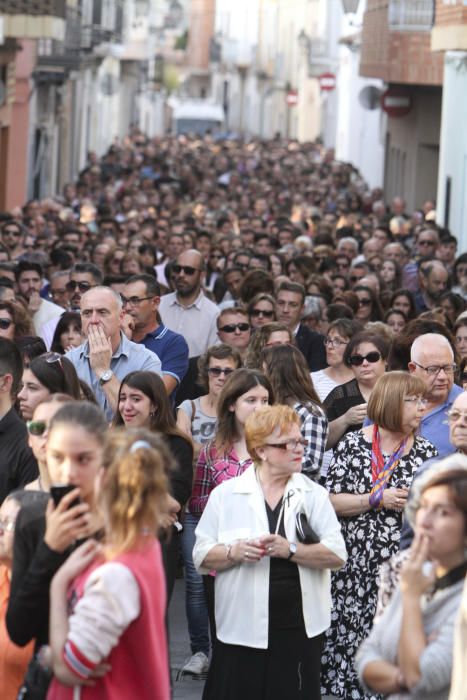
[0,129,466,699]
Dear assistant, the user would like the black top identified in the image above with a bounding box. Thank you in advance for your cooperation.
[166,433,194,508]
[7,492,66,649]
[266,499,304,631]
[295,324,327,372]
[323,378,365,436]
[0,407,38,505]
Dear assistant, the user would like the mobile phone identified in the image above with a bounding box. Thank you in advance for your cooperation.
[50,485,81,509]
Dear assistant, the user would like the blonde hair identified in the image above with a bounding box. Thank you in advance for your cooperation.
[99,429,172,555]
[367,371,427,432]
[245,405,300,464]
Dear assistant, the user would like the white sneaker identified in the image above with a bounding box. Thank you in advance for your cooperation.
[181,651,209,675]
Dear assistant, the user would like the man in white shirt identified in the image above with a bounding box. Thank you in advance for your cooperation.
[15,261,63,340]
[159,250,219,358]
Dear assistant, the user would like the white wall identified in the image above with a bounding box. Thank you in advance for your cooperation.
[436,51,467,250]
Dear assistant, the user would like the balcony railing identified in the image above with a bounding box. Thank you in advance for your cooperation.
[388,0,434,31]
[0,0,66,17]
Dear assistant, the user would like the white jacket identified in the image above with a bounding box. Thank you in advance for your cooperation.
[193,467,347,648]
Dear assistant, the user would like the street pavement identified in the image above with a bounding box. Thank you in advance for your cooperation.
[169,578,204,699]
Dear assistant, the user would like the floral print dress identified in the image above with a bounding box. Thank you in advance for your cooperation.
[320,430,437,700]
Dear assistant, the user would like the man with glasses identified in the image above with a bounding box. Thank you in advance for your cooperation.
[122,274,188,396]
[66,286,162,420]
[0,222,24,259]
[275,281,326,371]
[216,307,251,359]
[0,338,38,504]
[159,250,219,357]
[67,262,103,310]
[408,333,462,456]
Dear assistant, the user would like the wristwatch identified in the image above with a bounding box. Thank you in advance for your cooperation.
[99,369,113,385]
[288,542,297,560]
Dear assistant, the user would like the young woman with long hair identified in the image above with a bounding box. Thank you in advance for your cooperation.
[261,344,328,480]
[17,353,82,420]
[47,429,173,699]
[113,370,193,601]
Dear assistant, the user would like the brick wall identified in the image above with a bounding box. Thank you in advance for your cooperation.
[360,0,443,84]
[435,0,467,27]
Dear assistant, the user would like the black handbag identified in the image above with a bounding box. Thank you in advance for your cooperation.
[295,512,320,544]
[17,653,53,700]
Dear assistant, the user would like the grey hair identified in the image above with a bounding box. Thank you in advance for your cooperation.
[81,285,123,310]
[405,453,467,527]
[410,333,453,363]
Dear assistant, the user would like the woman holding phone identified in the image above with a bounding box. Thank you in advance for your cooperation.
[7,402,108,699]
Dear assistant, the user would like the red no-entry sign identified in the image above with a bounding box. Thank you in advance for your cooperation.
[381,89,412,117]
[318,72,336,91]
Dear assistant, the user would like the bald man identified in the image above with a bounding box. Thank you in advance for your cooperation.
[159,249,219,357]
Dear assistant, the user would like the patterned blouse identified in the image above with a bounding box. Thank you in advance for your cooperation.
[188,441,252,516]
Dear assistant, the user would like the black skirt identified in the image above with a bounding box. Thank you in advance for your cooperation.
[202,628,323,700]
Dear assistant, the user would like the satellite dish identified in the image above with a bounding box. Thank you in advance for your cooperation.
[358,85,382,110]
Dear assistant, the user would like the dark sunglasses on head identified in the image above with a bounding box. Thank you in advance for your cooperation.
[66,281,93,293]
[0,318,13,330]
[250,309,274,318]
[27,420,48,437]
[207,367,235,377]
[172,264,201,276]
[219,323,250,333]
[349,351,382,366]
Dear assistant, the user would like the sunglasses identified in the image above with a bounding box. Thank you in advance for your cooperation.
[349,352,382,366]
[358,298,372,306]
[27,420,48,436]
[0,318,13,330]
[218,323,250,333]
[3,229,20,237]
[172,264,201,276]
[250,309,274,318]
[66,281,94,293]
[207,367,235,377]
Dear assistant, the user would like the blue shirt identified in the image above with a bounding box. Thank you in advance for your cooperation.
[66,332,162,420]
[139,324,189,389]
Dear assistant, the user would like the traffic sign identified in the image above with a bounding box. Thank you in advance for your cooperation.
[318,72,336,91]
[286,91,298,107]
[381,89,412,118]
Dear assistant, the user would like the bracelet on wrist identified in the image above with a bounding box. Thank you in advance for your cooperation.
[225,543,234,563]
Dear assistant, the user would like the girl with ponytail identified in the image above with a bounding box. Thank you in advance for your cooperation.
[47,428,174,700]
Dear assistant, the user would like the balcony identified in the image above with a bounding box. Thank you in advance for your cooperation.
[0,0,66,39]
[388,0,434,32]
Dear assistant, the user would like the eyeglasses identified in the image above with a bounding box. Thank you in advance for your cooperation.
[66,281,94,293]
[172,264,201,276]
[418,240,435,247]
[121,295,153,307]
[27,420,48,437]
[403,397,428,407]
[0,518,16,533]
[413,362,457,376]
[0,319,13,330]
[250,309,274,318]
[264,438,308,451]
[218,323,250,333]
[358,298,372,306]
[324,337,348,348]
[207,367,235,377]
[447,409,467,423]
[349,352,382,366]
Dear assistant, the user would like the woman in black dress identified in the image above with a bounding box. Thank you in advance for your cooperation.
[193,404,347,700]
